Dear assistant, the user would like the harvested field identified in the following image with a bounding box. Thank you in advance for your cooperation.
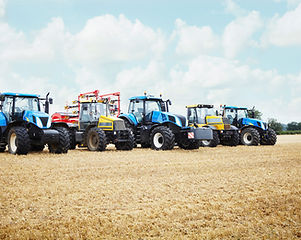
[0,135,301,239]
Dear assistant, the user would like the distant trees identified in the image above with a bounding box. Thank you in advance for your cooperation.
[287,122,301,131]
[248,108,262,120]
[268,118,283,133]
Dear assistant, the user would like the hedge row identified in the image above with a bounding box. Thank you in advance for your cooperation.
[277,130,301,135]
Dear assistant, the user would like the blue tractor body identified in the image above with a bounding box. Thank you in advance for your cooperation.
[222,106,277,145]
[0,92,69,154]
[119,95,213,150]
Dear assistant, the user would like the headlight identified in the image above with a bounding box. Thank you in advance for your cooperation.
[36,117,43,128]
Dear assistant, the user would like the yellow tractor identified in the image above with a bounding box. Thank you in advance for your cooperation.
[186,104,239,147]
[52,91,135,151]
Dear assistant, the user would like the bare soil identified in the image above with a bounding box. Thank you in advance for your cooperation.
[0,135,300,239]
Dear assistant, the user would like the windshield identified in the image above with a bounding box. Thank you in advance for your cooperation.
[237,109,248,119]
[196,108,216,118]
[15,97,40,112]
[145,100,161,114]
[80,102,106,122]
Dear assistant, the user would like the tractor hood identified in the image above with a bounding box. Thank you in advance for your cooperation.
[23,110,51,129]
[151,111,186,127]
[241,118,268,130]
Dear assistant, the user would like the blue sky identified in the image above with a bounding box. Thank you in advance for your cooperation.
[1,0,301,123]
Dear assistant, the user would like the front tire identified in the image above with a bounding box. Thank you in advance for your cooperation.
[200,130,219,147]
[150,126,175,150]
[8,127,30,155]
[86,127,107,151]
[48,127,70,154]
[115,130,135,151]
[261,128,277,145]
[240,128,260,146]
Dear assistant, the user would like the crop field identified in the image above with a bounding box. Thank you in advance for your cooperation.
[0,135,300,239]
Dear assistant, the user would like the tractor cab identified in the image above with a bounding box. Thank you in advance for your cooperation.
[222,106,267,130]
[186,104,229,130]
[223,106,248,127]
[79,100,107,130]
[127,96,172,125]
[0,93,52,129]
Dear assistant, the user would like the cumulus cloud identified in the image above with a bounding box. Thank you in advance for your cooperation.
[224,0,247,17]
[174,19,219,57]
[0,7,300,123]
[66,14,166,65]
[262,3,301,46]
[222,11,263,58]
[0,0,5,18]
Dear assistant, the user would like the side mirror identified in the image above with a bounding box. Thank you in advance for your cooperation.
[216,110,219,116]
[49,98,53,104]
[168,99,172,105]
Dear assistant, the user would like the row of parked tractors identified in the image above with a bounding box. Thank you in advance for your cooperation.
[0,91,277,155]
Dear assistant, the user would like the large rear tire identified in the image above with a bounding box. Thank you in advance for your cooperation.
[8,127,30,155]
[200,130,219,147]
[261,128,277,145]
[69,128,77,149]
[86,127,107,151]
[115,130,135,151]
[150,126,175,150]
[178,140,200,150]
[0,146,6,152]
[31,144,45,151]
[221,131,239,146]
[240,128,260,146]
[48,127,70,154]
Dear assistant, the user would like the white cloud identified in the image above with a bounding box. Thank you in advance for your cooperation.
[262,3,301,46]
[174,19,219,57]
[224,0,247,17]
[273,0,301,8]
[0,17,67,63]
[66,14,166,65]
[168,55,301,123]
[0,0,5,18]
[223,11,263,58]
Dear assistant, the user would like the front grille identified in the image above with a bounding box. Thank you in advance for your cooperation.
[113,120,126,130]
[39,117,48,127]
[32,115,36,124]
[224,124,231,130]
[223,118,230,124]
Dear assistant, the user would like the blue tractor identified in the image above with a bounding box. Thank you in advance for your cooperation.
[119,94,213,150]
[0,92,70,155]
[222,106,277,146]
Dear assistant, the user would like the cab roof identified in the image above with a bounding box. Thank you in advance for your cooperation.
[186,104,213,108]
[129,95,163,101]
[0,92,40,98]
[224,106,248,110]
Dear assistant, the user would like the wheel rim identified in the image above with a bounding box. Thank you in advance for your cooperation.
[243,132,253,144]
[10,132,17,153]
[153,132,164,148]
[88,132,99,150]
[202,140,211,146]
